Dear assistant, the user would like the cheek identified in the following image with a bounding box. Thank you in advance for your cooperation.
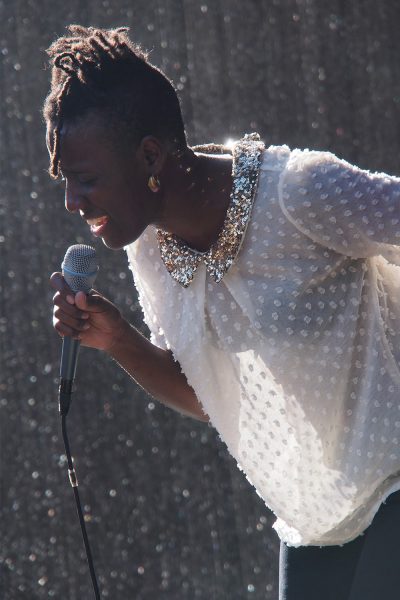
[108,175,154,226]
[125,189,153,220]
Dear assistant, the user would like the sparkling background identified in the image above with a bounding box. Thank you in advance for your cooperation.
[1,1,400,598]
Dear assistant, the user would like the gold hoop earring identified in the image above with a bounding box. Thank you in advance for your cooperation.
[148,175,161,193]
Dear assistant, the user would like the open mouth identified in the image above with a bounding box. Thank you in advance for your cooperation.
[87,215,109,236]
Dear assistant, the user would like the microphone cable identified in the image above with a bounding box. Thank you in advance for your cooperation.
[57,245,101,597]
[60,400,101,599]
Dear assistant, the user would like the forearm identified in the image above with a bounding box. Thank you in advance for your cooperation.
[107,321,208,422]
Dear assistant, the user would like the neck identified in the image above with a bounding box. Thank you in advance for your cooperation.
[156,148,233,252]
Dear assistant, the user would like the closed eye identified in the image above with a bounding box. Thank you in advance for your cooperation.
[80,177,97,185]
[60,171,96,186]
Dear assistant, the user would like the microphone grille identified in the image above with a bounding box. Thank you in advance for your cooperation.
[62,244,99,293]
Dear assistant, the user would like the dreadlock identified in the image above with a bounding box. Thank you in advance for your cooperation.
[43,25,187,178]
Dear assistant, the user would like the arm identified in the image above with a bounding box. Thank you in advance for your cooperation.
[50,273,208,422]
[107,320,208,421]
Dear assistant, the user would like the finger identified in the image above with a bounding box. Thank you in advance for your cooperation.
[53,291,90,319]
[50,272,75,304]
[50,271,69,292]
[53,307,91,332]
[75,290,108,313]
[53,319,84,340]
[74,291,88,311]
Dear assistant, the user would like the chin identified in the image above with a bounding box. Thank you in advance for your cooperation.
[101,237,125,251]
[101,229,143,250]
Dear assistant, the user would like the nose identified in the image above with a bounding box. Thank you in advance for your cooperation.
[64,181,85,213]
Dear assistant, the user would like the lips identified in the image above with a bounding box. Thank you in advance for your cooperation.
[86,215,110,236]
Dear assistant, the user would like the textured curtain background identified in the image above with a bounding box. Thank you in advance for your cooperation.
[2,1,400,598]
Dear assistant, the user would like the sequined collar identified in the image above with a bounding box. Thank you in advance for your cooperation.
[156,133,265,288]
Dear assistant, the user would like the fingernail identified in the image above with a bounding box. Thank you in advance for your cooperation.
[66,295,75,305]
[83,323,90,330]
[81,313,89,319]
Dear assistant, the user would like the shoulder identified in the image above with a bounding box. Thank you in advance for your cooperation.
[260,144,292,172]
[279,148,368,203]
[283,148,400,194]
[285,148,353,176]
[260,145,351,178]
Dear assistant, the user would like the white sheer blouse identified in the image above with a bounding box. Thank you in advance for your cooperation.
[125,140,400,546]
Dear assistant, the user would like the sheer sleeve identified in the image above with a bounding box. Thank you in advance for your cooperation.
[278,149,400,260]
[125,240,169,351]
[134,274,169,350]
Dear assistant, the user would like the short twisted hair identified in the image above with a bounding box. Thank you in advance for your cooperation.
[43,25,187,177]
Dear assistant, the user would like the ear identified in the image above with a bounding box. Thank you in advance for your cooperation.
[138,136,166,174]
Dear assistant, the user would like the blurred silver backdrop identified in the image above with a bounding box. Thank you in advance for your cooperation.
[2,1,400,598]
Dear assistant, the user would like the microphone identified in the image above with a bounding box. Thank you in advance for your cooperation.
[59,244,99,416]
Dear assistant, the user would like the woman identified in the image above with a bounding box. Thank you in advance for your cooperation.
[45,25,400,599]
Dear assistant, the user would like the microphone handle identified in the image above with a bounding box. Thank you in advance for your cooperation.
[61,336,81,380]
[59,337,81,416]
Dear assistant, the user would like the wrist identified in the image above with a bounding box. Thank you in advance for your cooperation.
[104,317,131,356]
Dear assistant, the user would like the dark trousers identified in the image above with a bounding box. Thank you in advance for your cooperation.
[279,492,400,600]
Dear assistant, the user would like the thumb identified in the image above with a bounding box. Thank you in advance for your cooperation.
[75,290,106,312]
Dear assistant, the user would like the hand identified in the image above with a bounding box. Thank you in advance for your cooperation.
[50,272,129,352]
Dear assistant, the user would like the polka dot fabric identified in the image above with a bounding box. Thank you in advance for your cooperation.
[280,149,400,265]
[126,143,400,546]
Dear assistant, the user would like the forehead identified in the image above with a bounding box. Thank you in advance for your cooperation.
[58,117,117,173]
